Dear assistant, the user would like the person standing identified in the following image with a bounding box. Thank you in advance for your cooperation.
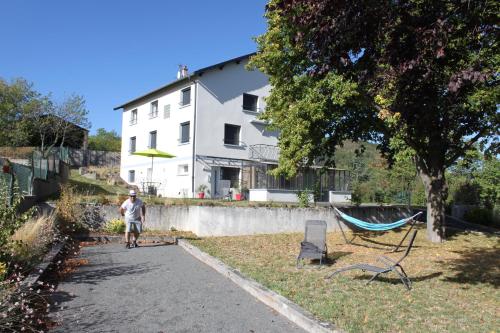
[119,190,146,249]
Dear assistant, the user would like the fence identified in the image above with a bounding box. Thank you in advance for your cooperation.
[65,148,120,167]
[1,148,69,200]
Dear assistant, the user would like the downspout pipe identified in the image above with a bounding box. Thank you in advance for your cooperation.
[191,79,198,197]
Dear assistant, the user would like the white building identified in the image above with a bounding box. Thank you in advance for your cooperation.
[115,53,351,201]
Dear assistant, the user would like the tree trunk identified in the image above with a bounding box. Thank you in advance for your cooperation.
[418,166,447,242]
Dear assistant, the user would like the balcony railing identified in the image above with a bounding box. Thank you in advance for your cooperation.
[249,144,279,162]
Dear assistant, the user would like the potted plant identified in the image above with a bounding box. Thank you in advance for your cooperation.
[233,183,243,201]
[196,184,209,199]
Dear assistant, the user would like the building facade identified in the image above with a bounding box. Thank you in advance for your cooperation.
[116,54,278,198]
[116,53,351,201]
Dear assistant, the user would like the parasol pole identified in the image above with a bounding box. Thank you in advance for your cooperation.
[150,156,154,182]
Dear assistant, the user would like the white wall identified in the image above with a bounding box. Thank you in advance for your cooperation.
[120,57,278,199]
[120,82,195,197]
[193,59,277,196]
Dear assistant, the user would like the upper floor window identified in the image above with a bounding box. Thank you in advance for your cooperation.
[243,93,258,112]
[149,130,157,149]
[180,122,190,144]
[129,136,136,153]
[164,104,171,119]
[224,124,240,145]
[180,87,191,106]
[149,101,158,118]
[130,109,138,125]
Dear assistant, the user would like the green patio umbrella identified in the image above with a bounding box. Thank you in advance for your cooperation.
[132,148,175,181]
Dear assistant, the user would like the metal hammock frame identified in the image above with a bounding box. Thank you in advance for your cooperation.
[334,207,423,252]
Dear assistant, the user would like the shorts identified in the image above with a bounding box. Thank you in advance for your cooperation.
[126,221,142,233]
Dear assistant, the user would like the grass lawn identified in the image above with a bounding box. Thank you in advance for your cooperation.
[191,227,499,333]
[68,169,129,196]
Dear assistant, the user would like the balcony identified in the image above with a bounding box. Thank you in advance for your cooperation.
[248,144,279,162]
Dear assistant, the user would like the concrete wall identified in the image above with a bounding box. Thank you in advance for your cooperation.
[96,204,419,237]
[249,189,314,203]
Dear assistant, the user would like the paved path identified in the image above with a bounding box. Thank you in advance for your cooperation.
[50,243,306,333]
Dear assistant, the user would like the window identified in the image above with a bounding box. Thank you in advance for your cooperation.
[243,93,258,112]
[221,167,240,188]
[130,109,138,125]
[178,164,189,175]
[180,87,191,106]
[224,124,240,145]
[149,131,157,149]
[180,122,190,143]
[164,104,171,118]
[129,136,136,153]
[149,101,158,118]
[128,170,135,183]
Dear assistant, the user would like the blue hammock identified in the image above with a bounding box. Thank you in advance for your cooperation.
[334,208,422,231]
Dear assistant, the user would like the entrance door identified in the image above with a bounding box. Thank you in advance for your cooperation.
[211,167,220,198]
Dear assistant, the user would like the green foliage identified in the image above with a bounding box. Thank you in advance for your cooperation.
[251,0,499,240]
[103,218,126,234]
[0,77,90,153]
[0,180,33,262]
[447,150,500,209]
[463,207,499,228]
[296,190,311,207]
[88,128,121,152]
[0,78,39,146]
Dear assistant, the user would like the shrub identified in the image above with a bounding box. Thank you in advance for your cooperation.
[0,181,33,263]
[56,184,87,234]
[463,207,499,228]
[10,214,56,268]
[296,190,311,208]
[103,218,125,234]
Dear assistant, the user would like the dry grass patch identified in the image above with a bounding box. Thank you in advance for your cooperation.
[11,213,57,267]
[191,227,499,333]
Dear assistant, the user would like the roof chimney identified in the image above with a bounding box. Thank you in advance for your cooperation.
[177,65,189,79]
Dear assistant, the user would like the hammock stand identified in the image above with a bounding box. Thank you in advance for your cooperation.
[333,207,423,252]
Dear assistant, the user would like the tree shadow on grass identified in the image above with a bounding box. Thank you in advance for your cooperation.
[438,245,500,287]
[353,271,443,285]
[68,178,115,195]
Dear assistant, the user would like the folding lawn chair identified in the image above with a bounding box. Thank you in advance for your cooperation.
[297,220,328,268]
[325,230,418,290]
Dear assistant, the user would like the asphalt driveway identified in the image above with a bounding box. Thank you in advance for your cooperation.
[49,243,306,333]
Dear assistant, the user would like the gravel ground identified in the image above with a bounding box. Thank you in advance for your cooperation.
[49,243,306,333]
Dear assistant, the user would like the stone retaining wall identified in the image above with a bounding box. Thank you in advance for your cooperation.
[99,204,422,237]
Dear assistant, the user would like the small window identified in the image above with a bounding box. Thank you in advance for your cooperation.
[224,124,240,145]
[164,104,171,119]
[180,122,190,143]
[128,170,135,183]
[180,87,191,106]
[129,136,136,153]
[178,164,189,175]
[149,101,158,118]
[130,109,138,125]
[221,167,240,188]
[149,131,157,149]
[243,93,258,112]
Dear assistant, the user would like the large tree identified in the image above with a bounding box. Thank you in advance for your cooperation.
[0,78,39,146]
[88,128,121,152]
[250,0,499,241]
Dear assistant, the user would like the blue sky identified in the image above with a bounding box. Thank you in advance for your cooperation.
[0,0,268,135]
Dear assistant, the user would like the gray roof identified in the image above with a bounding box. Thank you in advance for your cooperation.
[113,52,256,110]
